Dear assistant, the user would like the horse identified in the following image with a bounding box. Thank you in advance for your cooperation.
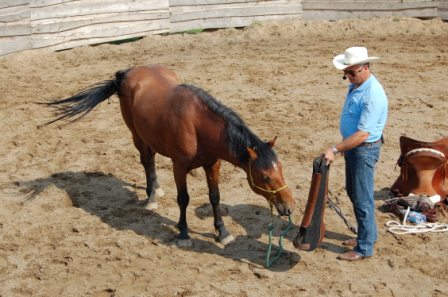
[43,64,295,247]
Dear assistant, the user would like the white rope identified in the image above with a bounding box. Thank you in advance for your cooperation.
[386,207,448,235]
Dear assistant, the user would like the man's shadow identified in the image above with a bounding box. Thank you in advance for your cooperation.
[18,171,300,271]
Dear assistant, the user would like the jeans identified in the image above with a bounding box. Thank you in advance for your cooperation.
[344,142,381,257]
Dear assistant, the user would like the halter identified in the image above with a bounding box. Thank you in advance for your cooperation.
[248,160,288,196]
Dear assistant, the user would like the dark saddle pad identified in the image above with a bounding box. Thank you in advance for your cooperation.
[293,155,329,251]
[391,135,448,199]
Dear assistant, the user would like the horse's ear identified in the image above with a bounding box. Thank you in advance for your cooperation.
[246,147,258,160]
[267,136,277,148]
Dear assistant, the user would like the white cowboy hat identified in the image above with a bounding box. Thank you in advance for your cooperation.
[333,47,380,70]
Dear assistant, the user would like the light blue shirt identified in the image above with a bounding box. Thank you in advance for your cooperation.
[340,75,388,142]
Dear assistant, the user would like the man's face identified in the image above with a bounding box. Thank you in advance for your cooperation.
[343,64,367,85]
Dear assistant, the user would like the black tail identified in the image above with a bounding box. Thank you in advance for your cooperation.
[40,69,128,126]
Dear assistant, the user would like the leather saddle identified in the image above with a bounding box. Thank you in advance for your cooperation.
[391,136,448,199]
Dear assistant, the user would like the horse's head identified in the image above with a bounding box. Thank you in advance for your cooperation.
[245,137,295,216]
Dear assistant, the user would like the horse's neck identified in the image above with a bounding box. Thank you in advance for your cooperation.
[212,140,248,171]
[197,119,248,170]
[218,151,246,170]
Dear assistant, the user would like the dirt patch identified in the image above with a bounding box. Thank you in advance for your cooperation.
[1,17,447,297]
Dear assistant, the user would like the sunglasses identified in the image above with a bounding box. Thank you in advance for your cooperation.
[343,66,365,77]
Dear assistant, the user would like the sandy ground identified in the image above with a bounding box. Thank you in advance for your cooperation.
[1,17,448,297]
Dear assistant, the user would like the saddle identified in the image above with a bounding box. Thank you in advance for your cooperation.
[391,136,448,200]
[293,156,329,251]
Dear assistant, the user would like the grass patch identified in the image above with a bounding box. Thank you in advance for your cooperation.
[183,28,205,34]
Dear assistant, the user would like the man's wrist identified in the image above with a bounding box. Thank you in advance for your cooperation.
[331,145,339,154]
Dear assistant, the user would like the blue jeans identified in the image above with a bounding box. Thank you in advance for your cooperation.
[344,142,381,257]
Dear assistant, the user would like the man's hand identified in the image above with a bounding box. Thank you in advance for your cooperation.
[324,146,336,165]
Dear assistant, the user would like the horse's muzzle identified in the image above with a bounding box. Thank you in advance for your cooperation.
[276,204,294,216]
[273,193,295,216]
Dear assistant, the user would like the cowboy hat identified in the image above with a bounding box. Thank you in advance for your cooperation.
[333,47,380,70]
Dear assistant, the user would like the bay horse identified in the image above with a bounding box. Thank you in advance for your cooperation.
[44,65,295,247]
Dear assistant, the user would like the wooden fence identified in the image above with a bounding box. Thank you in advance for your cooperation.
[1,0,447,57]
[302,0,444,20]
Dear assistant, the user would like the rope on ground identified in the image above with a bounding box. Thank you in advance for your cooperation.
[386,207,448,235]
[265,214,293,268]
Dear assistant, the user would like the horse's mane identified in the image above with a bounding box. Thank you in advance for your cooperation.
[181,84,277,168]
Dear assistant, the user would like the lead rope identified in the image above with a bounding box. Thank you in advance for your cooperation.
[327,192,357,234]
[265,203,293,268]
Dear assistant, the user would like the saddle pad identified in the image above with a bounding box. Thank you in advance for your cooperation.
[293,155,329,251]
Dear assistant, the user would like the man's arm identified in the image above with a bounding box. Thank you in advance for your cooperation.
[324,130,369,164]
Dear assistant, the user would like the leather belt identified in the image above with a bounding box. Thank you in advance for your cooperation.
[358,138,382,147]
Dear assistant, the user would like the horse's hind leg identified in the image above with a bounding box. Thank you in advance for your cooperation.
[173,163,192,247]
[204,160,234,245]
[133,136,164,210]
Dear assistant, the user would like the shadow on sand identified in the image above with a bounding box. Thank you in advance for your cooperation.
[18,171,303,271]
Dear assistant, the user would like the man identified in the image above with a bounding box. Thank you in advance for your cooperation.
[324,47,388,261]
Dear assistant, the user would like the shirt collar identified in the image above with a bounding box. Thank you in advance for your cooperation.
[349,74,375,93]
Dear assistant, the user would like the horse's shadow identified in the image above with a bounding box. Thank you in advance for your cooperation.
[18,171,300,271]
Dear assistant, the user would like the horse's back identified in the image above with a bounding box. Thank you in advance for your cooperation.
[118,65,179,127]
[123,65,180,95]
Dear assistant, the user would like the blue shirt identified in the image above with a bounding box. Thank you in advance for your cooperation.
[340,75,388,142]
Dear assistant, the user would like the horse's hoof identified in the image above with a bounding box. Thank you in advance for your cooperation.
[146,201,158,210]
[177,239,193,248]
[220,234,235,246]
[155,187,165,198]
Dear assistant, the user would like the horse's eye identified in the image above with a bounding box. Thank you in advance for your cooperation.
[263,176,270,182]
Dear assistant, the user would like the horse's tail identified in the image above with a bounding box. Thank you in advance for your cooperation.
[40,69,128,126]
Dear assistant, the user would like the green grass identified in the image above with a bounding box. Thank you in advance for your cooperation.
[183,28,205,34]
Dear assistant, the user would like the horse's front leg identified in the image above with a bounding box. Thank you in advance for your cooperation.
[173,163,192,247]
[204,160,234,245]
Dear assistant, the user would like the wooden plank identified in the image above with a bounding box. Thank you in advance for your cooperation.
[30,0,77,8]
[303,1,438,10]
[303,8,438,20]
[171,0,252,6]
[170,13,302,32]
[52,29,168,51]
[438,0,448,20]
[171,5,303,22]
[0,4,30,22]
[31,0,169,20]
[0,24,31,37]
[0,36,31,56]
[401,0,433,2]
[170,0,296,6]
[0,0,29,10]
[171,0,299,12]
[302,0,431,2]
[32,28,168,51]
[31,19,170,48]
[32,11,170,33]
